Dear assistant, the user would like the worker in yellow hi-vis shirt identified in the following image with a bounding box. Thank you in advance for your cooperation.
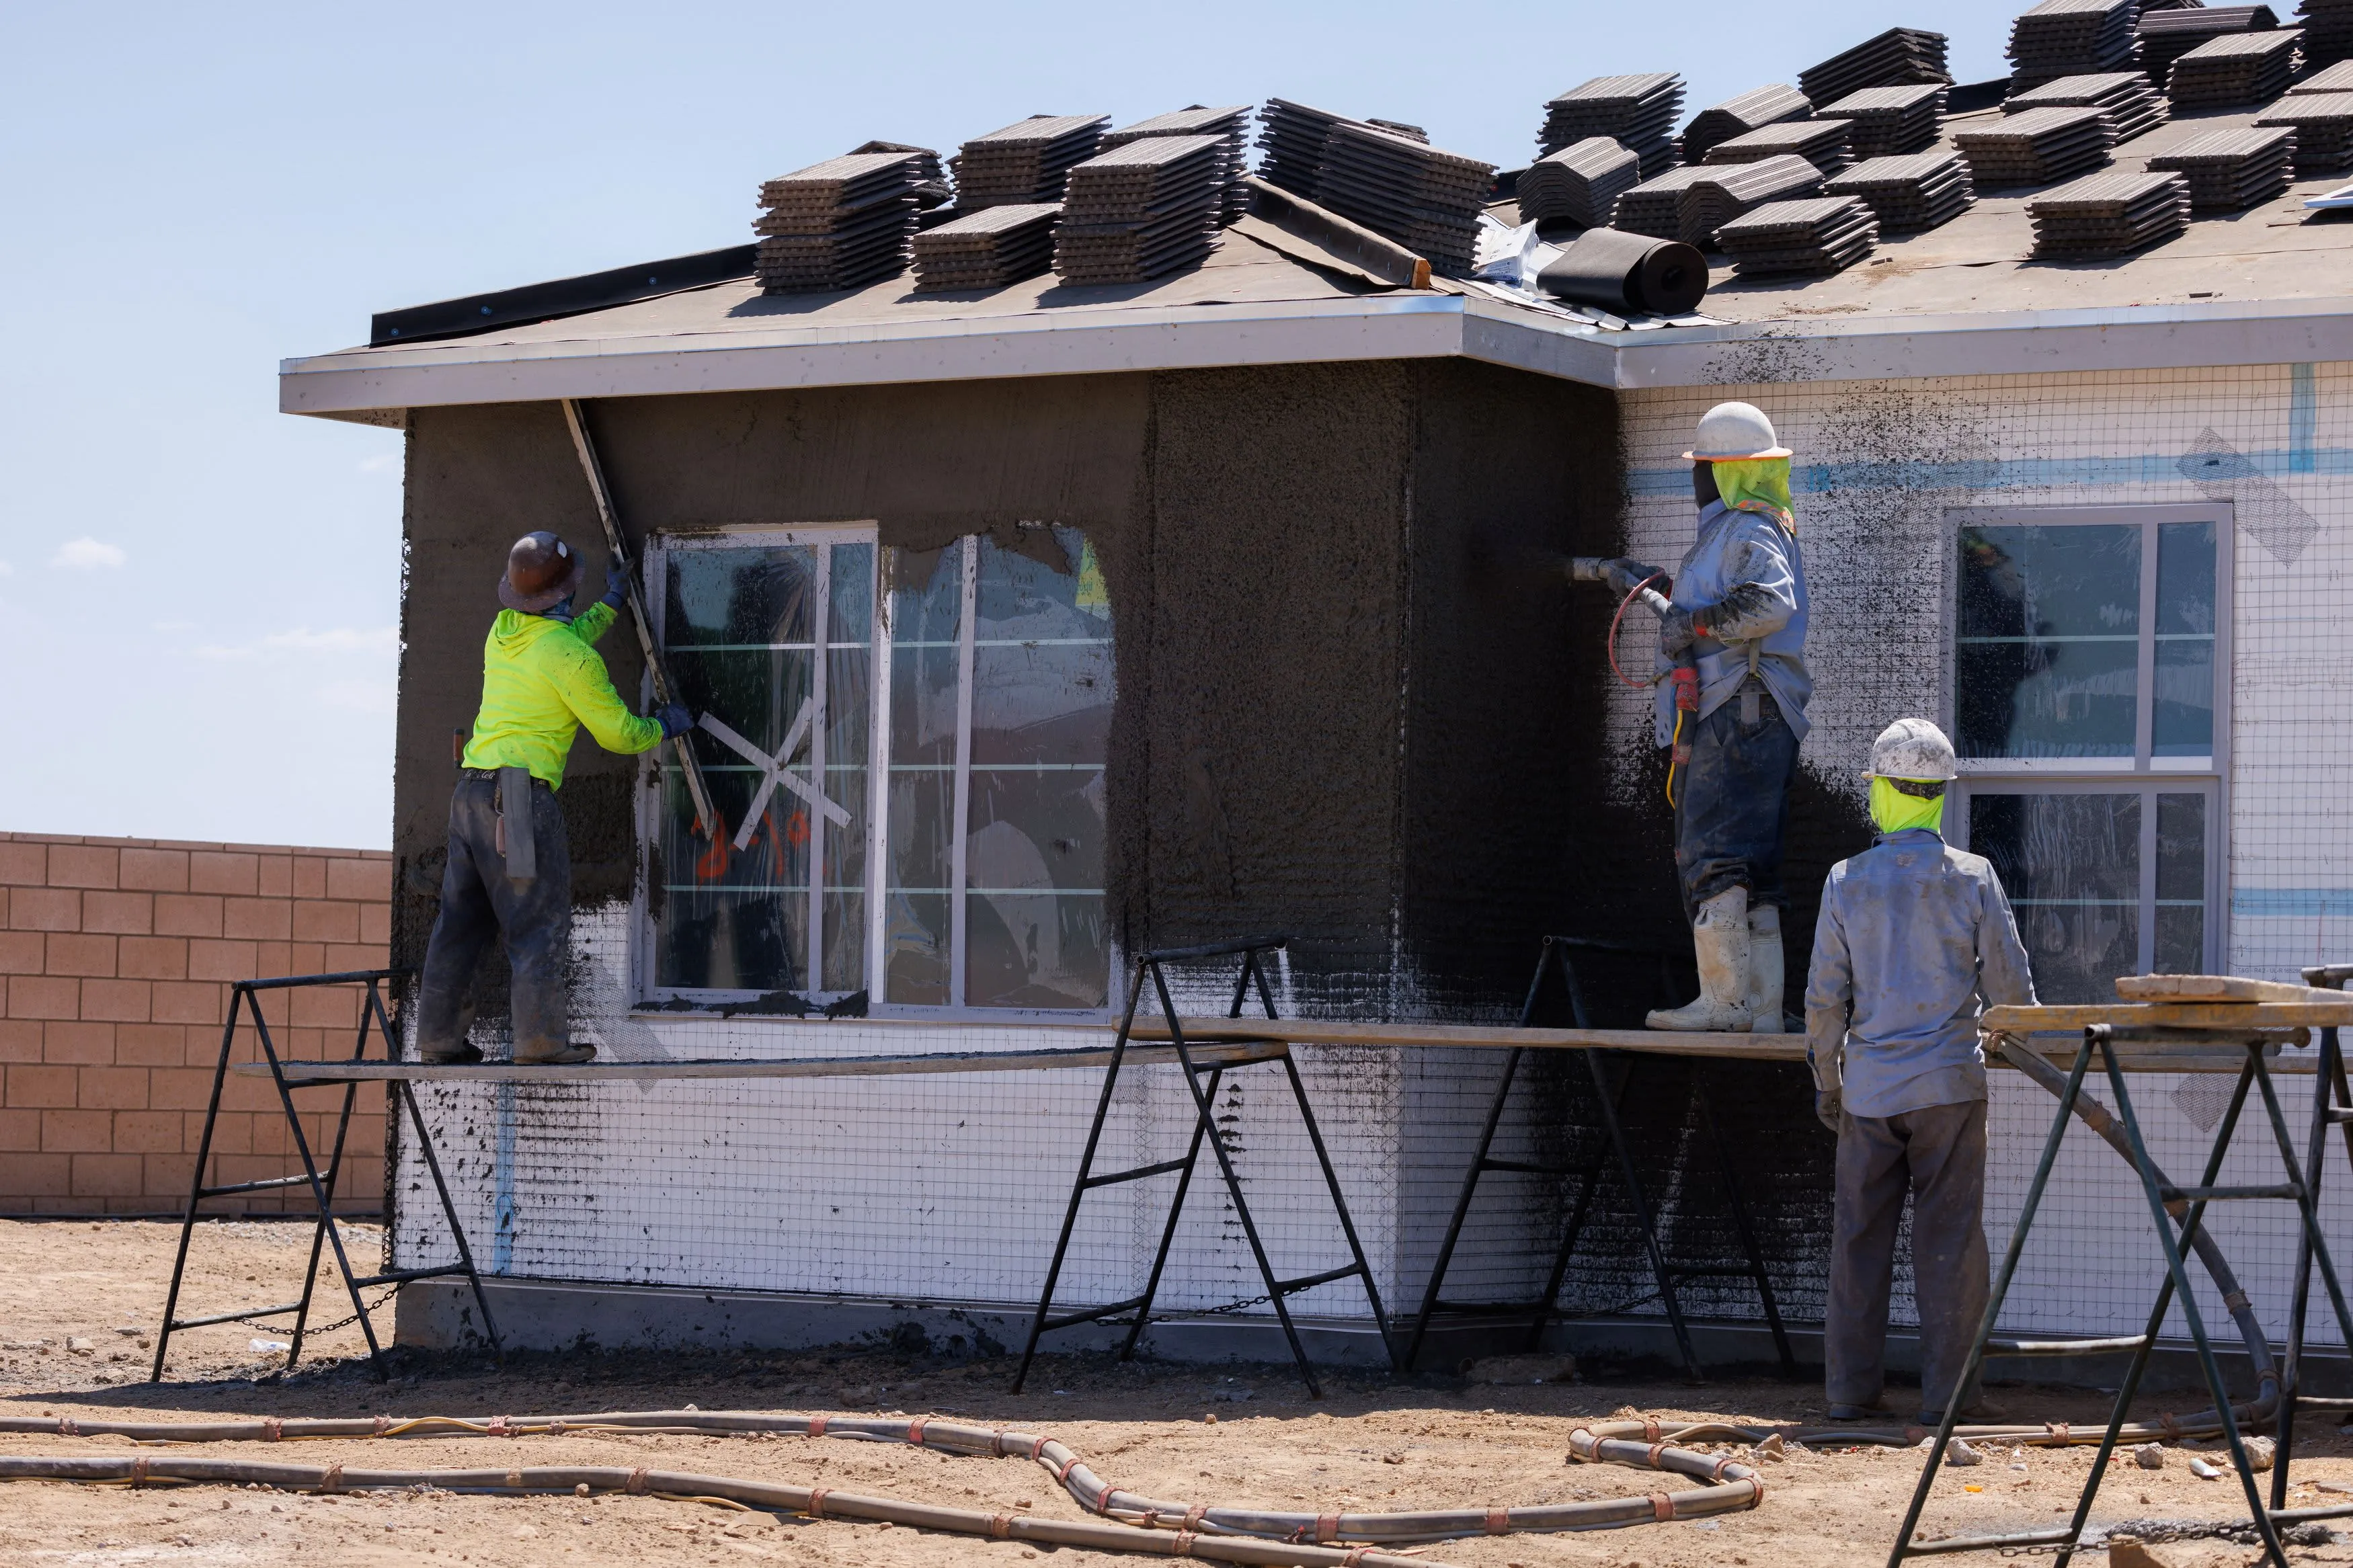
[415,532,690,1065]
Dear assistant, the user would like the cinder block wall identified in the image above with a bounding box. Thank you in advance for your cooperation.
[0,833,393,1215]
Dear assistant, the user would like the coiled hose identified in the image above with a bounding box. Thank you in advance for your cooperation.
[0,1408,1763,1546]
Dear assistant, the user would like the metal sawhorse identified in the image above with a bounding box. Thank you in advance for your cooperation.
[151,968,502,1383]
[2277,962,2353,1505]
[1013,936,1400,1397]
[1892,1022,2353,1568]
[1403,934,1796,1380]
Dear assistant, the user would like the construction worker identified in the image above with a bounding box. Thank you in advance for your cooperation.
[1806,717,2037,1424]
[1618,401,1812,1032]
[415,532,690,1065]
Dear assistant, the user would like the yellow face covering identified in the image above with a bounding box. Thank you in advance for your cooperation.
[1713,457,1796,535]
[1871,777,1946,836]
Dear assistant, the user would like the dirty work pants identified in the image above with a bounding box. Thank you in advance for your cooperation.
[1827,1098,1990,1419]
[416,772,572,1058]
[1672,683,1799,918]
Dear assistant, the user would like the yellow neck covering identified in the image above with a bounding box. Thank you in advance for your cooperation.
[1714,457,1796,535]
[1871,777,1946,836]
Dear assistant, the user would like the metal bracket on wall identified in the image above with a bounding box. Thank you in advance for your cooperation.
[149,968,503,1384]
[1401,934,1797,1383]
[1012,936,1400,1398]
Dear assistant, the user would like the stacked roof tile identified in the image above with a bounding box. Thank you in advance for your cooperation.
[1798,28,1952,106]
[911,202,1060,291]
[2167,30,2303,106]
[2007,0,2140,91]
[1051,134,1226,284]
[2006,72,2168,143]
[1716,195,1880,276]
[752,149,932,294]
[1679,155,1827,245]
[2256,91,2353,172]
[1817,84,1948,158]
[1103,106,1253,222]
[1516,137,1643,228]
[1256,99,1349,194]
[1310,120,1496,276]
[952,115,1110,208]
[2299,0,2353,67]
[1679,85,1812,163]
[2145,125,2298,210]
[2290,56,2353,89]
[1610,165,1717,239]
[2136,7,2281,85]
[1702,118,1854,177]
[1539,73,1685,177]
[2026,169,2191,257]
[1952,104,2116,186]
[1825,149,1978,233]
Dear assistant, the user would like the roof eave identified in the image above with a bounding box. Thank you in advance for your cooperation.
[277,291,2353,421]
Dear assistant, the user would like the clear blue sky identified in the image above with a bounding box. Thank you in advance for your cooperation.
[0,0,2026,850]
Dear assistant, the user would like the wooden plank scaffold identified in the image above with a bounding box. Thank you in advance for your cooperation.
[1400,934,1796,1383]
[1890,981,2353,1568]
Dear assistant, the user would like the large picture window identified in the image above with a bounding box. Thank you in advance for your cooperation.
[643,525,1114,1014]
[1948,505,2229,1002]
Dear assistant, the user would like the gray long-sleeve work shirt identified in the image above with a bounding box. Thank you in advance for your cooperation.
[1652,499,1813,747]
[1805,828,2038,1118]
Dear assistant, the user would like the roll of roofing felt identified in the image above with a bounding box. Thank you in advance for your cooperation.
[1537,226,1708,315]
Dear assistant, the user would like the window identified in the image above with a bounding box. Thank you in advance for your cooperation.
[643,526,1114,1014]
[1947,506,2229,1001]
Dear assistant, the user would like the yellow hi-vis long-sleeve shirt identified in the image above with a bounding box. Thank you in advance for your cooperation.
[460,604,663,789]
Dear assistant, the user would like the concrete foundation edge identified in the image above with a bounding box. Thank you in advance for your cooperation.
[395,1278,2353,1397]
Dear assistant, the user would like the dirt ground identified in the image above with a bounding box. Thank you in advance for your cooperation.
[1,1221,2350,1567]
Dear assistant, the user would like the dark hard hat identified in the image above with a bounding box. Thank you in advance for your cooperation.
[499,531,587,613]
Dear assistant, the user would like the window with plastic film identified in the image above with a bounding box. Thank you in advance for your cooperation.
[879,529,1113,1011]
[649,532,873,1005]
[643,524,1113,1014]
[1947,505,2227,999]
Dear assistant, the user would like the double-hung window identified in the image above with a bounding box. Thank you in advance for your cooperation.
[641,525,1114,1014]
[1946,505,2230,1002]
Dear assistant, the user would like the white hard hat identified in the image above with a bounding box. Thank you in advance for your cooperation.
[1864,718,1959,782]
[1683,401,1792,462]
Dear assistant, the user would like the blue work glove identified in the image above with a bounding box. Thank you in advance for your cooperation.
[655,703,693,739]
[1814,1089,1843,1134]
[602,557,633,610]
[1659,605,1701,657]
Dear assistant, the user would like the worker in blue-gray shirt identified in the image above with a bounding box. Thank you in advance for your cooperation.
[1806,717,2038,1425]
[1642,401,1812,1034]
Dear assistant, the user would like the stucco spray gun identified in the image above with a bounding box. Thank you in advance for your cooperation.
[1568,557,1698,804]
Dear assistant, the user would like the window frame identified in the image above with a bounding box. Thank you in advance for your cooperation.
[1942,502,2233,979]
[632,523,1120,1021]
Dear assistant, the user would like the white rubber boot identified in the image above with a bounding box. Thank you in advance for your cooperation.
[1747,904,1785,1034]
[1646,888,1755,1032]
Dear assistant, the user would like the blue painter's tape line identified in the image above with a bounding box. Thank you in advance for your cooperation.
[492,1080,516,1276]
[2231,889,2353,919]
[1628,447,2353,497]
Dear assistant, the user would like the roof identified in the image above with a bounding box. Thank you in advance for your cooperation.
[282,106,2353,425]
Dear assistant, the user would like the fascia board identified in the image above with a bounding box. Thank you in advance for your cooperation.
[278,294,1477,417]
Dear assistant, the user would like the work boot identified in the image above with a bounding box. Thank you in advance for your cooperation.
[1747,904,1785,1033]
[418,1042,484,1065]
[1645,888,1755,1032]
[514,1040,596,1065]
